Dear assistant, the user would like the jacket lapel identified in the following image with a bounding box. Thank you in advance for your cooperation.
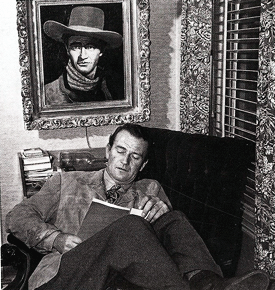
[56,170,106,234]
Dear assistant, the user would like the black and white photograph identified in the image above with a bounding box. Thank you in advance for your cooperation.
[0,0,274,289]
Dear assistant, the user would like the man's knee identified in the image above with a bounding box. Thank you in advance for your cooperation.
[155,210,188,224]
[152,210,193,236]
[168,210,187,220]
[112,215,152,234]
[106,215,158,250]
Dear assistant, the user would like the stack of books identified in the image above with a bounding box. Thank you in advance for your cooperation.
[20,148,53,197]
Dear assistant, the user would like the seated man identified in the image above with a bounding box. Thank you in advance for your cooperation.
[6,124,270,290]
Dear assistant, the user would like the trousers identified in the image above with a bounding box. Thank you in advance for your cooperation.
[36,211,221,290]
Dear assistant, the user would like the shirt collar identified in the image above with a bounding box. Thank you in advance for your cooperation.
[103,169,132,192]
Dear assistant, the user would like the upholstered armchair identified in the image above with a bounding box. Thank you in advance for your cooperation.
[1,127,255,290]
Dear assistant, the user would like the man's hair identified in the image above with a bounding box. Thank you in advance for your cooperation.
[108,123,152,160]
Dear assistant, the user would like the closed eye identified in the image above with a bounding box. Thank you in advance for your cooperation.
[132,154,141,160]
[116,146,126,154]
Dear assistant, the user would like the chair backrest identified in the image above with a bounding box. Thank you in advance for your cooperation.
[138,127,255,277]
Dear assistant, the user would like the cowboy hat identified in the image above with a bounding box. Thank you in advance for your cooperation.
[43,6,122,49]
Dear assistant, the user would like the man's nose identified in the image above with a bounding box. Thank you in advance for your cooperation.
[121,154,130,165]
[80,47,88,58]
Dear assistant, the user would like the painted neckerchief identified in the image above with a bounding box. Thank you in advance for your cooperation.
[66,59,99,92]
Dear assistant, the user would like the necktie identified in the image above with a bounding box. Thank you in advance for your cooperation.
[106,185,121,204]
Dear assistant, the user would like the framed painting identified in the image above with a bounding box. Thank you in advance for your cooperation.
[16,0,151,130]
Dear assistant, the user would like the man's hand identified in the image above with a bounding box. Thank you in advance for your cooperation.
[136,196,170,223]
[53,233,82,254]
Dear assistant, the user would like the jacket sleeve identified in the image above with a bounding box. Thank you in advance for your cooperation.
[153,181,173,210]
[134,179,173,210]
[6,173,62,254]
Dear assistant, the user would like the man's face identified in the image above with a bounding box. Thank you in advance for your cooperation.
[67,36,102,75]
[106,130,148,185]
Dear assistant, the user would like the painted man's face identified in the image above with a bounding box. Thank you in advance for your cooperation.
[67,36,102,76]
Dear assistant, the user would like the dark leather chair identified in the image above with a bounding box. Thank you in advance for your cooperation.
[1,127,255,289]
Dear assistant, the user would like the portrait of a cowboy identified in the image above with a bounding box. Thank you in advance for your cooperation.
[43,6,124,105]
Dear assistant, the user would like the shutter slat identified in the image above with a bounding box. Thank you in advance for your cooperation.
[226,38,259,43]
[224,114,256,125]
[224,130,256,141]
[228,6,260,14]
[226,68,258,73]
[225,123,256,136]
[227,49,259,52]
[225,105,256,116]
[227,27,259,34]
[226,77,258,84]
[228,0,259,4]
[227,16,260,24]
[225,87,257,93]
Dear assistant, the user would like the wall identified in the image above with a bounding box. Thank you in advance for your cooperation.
[255,0,275,278]
[0,0,182,242]
[180,0,212,134]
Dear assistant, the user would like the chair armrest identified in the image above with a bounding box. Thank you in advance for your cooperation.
[1,242,30,290]
[1,234,44,290]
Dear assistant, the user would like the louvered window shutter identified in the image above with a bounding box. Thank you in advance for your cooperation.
[210,0,260,237]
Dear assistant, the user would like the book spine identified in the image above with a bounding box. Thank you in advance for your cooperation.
[24,162,52,171]
[23,156,51,165]
[21,148,44,157]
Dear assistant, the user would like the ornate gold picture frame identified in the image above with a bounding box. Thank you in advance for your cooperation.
[16,0,151,130]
